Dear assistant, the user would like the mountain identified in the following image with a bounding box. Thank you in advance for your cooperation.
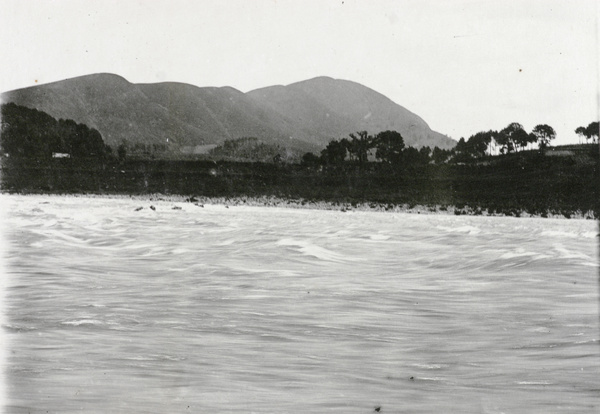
[0,73,455,153]
[247,76,454,149]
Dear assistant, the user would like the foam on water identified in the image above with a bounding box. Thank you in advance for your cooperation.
[436,224,482,235]
[61,319,105,326]
[276,238,360,263]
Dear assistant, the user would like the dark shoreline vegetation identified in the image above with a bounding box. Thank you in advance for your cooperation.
[2,150,598,219]
[1,103,598,219]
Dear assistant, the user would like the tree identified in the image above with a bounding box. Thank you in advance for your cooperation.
[419,146,432,163]
[301,152,321,167]
[512,128,532,152]
[575,122,599,143]
[531,124,556,152]
[455,137,467,152]
[347,131,374,165]
[403,147,422,165]
[320,139,347,164]
[432,146,451,164]
[575,126,587,144]
[498,122,527,153]
[586,121,599,143]
[495,133,510,154]
[373,130,405,164]
[454,137,473,162]
[465,131,494,158]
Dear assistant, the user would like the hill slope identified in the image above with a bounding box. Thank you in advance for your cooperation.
[1,73,455,152]
[0,74,206,147]
[247,76,454,149]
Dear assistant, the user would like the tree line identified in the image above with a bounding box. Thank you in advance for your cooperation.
[302,130,429,167]
[305,120,598,168]
[454,122,557,161]
[454,121,598,161]
[0,103,111,159]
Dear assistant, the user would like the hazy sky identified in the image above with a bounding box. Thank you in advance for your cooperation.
[1,0,598,144]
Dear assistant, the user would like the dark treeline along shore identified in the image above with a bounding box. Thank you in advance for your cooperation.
[1,103,598,218]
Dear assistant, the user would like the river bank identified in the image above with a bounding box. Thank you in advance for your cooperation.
[3,192,596,220]
[1,151,597,220]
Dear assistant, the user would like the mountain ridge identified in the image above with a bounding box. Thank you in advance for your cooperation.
[1,73,455,152]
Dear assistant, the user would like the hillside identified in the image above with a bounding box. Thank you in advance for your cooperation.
[0,74,206,148]
[136,82,306,151]
[247,77,454,149]
[1,73,455,152]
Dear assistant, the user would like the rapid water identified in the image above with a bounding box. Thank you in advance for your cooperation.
[1,195,598,413]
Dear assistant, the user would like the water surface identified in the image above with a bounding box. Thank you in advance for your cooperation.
[1,195,599,413]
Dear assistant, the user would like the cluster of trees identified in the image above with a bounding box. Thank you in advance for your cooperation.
[454,122,558,161]
[575,121,599,143]
[302,130,449,167]
[1,103,111,158]
[303,120,581,168]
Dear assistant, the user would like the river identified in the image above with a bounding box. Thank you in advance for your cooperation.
[1,194,598,413]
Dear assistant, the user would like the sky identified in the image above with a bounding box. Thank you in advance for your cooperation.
[0,0,598,144]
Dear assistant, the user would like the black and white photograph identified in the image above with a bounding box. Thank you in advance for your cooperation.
[0,0,598,412]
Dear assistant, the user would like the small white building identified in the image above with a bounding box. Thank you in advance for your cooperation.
[52,152,71,158]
